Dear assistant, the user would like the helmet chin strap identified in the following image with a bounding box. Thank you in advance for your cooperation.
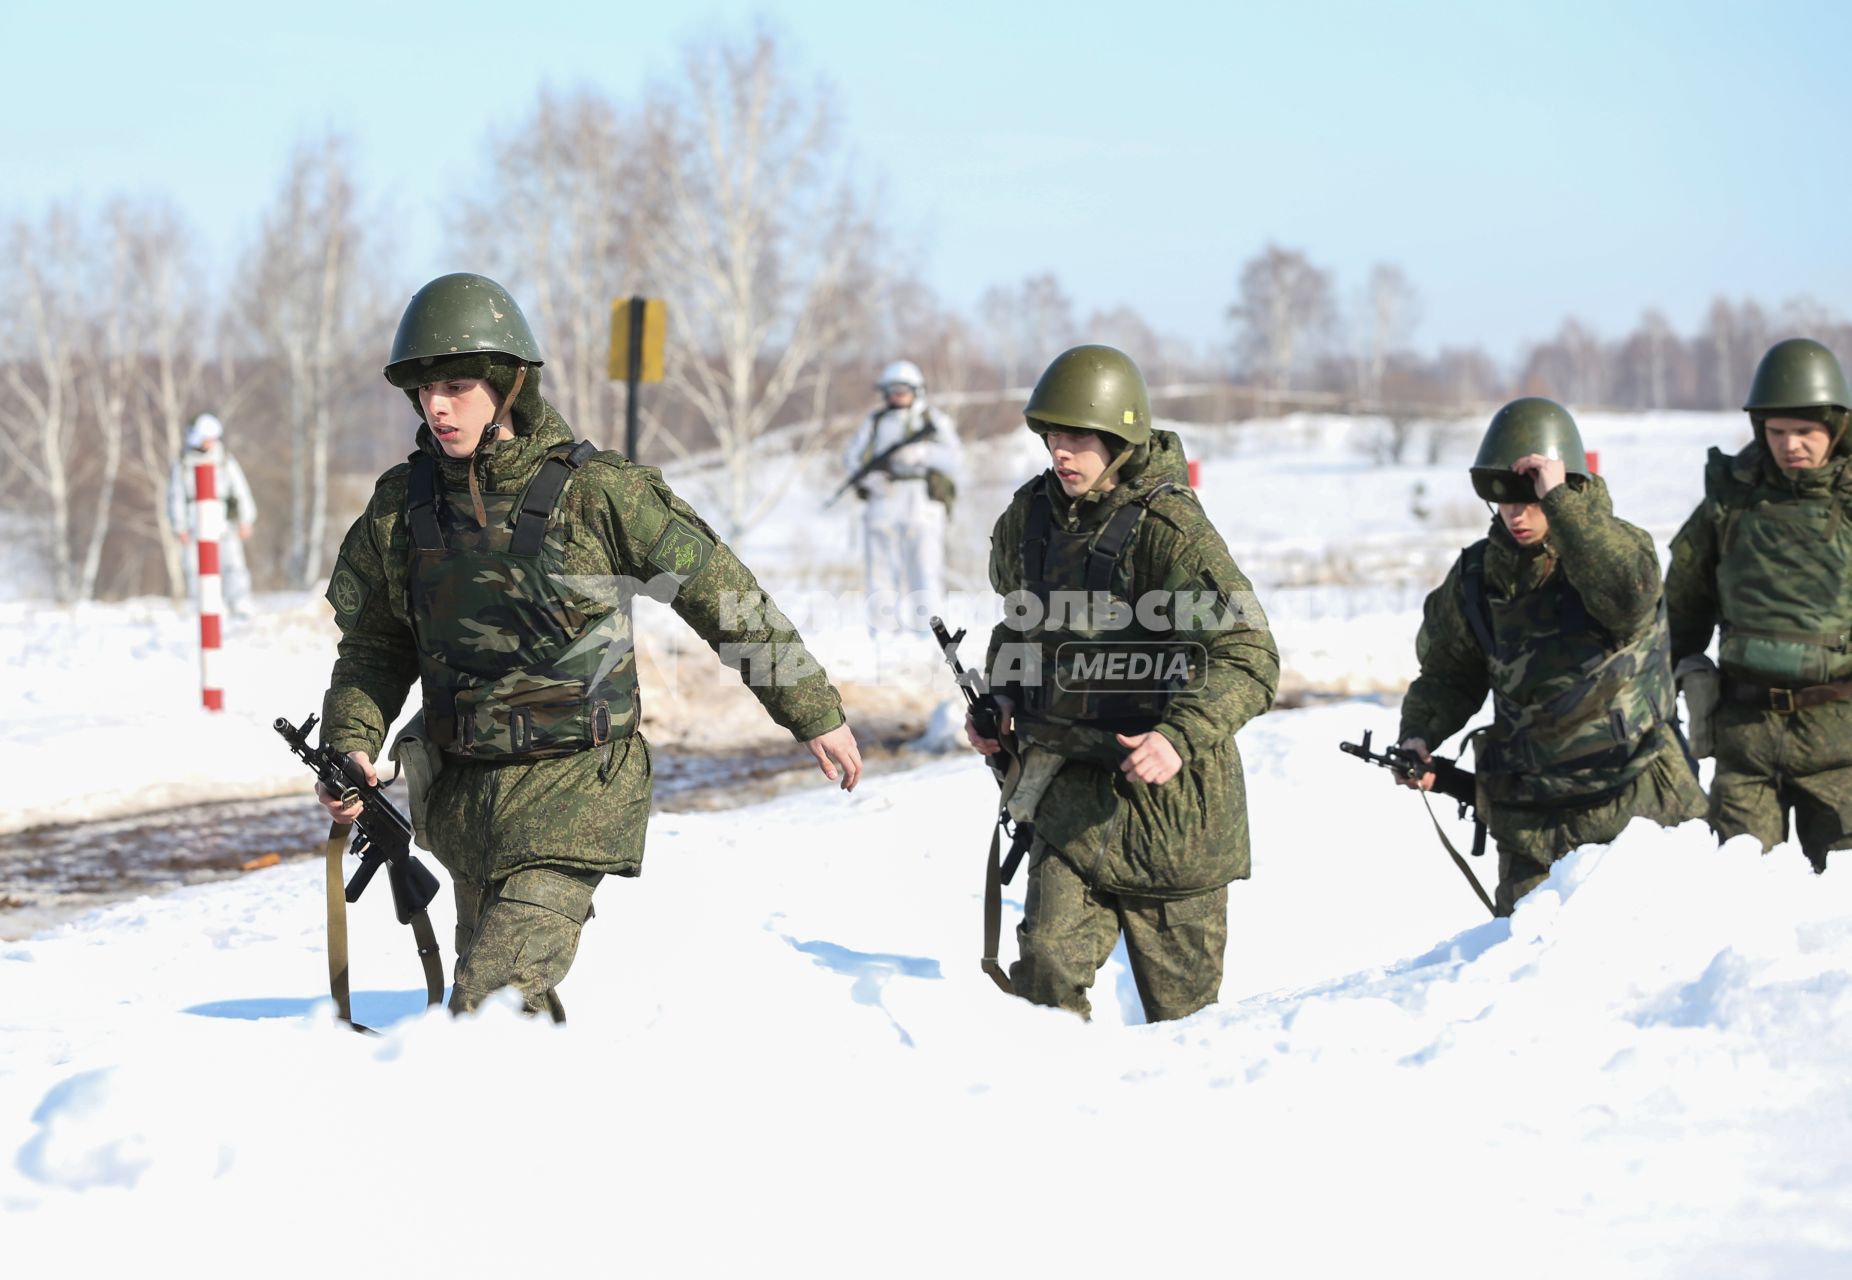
[1082,444,1136,503]
[463,364,528,528]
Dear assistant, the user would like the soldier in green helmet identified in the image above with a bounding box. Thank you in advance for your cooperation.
[313,273,863,1018]
[1666,338,1852,872]
[1397,397,1704,914]
[963,344,1279,1022]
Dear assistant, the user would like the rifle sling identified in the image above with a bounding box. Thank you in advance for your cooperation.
[981,745,1025,996]
[1419,793,1495,918]
[324,821,446,1034]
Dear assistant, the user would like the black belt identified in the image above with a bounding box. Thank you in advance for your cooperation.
[1723,677,1852,713]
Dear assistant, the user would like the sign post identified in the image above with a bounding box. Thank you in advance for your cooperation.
[193,458,224,712]
[608,297,667,460]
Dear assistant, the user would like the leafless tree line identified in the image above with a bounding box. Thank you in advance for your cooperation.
[6,28,1843,603]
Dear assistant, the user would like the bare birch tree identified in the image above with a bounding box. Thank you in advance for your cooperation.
[455,89,670,451]
[643,29,885,536]
[0,209,90,602]
[1228,244,1335,392]
[1351,263,1421,404]
[232,135,375,588]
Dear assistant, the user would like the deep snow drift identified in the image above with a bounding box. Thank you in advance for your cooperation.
[8,407,1847,1277]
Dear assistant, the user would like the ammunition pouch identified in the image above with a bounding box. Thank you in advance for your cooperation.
[388,712,444,852]
[1674,655,1721,759]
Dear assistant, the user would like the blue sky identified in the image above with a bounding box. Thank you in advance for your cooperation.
[9,0,1847,364]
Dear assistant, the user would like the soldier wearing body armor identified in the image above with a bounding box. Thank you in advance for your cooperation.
[964,345,1278,1022]
[314,273,862,1018]
[1398,398,1705,914]
[840,360,963,635]
[1666,338,1852,872]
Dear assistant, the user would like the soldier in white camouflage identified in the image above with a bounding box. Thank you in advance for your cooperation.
[1398,398,1705,914]
[314,273,862,1017]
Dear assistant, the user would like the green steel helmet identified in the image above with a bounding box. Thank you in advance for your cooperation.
[383,273,544,388]
[1470,397,1589,504]
[1743,338,1852,414]
[1024,345,1151,446]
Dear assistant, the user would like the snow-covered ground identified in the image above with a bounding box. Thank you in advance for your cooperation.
[12,407,1846,1277]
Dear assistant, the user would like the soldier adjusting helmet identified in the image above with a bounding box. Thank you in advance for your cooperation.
[1470,397,1589,504]
[1024,344,1152,447]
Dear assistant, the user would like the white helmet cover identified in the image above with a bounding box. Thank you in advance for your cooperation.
[877,360,925,393]
[185,413,224,450]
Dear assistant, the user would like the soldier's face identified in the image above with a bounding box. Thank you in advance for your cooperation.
[883,384,917,409]
[1498,501,1549,546]
[420,378,505,457]
[1764,417,1834,473]
[1046,430,1115,496]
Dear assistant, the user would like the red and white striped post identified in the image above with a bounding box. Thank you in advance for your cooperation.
[193,457,224,712]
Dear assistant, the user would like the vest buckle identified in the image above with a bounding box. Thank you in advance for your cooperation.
[1770,687,1797,714]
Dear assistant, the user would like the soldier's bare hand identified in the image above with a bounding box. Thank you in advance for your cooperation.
[315,751,375,821]
[1116,730,1182,785]
[808,722,862,792]
[964,695,1014,756]
[1395,738,1437,791]
[1511,453,1566,499]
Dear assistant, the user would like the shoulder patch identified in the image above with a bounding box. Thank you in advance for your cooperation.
[646,516,715,581]
[326,556,371,621]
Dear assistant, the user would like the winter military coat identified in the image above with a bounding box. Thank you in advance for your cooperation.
[1399,475,1704,864]
[984,430,1279,898]
[1667,443,1852,860]
[320,402,844,885]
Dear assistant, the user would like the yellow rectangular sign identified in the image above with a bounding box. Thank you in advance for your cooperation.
[608,297,667,383]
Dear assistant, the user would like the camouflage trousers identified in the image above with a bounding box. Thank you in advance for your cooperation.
[1488,729,1708,914]
[449,866,601,1017]
[1010,838,1227,1023]
[1710,700,1852,872]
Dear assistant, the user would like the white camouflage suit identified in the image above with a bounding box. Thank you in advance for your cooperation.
[841,398,963,634]
[167,440,258,615]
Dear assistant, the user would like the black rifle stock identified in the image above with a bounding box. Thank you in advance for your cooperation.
[274,713,440,923]
[931,616,1035,883]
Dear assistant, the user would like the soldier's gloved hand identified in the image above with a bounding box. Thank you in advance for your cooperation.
[315,751,375,822]
[965,696,1013,756]
[859,472,890,500]
[808,722,863,792]
[1395,738,1437,791]
[1116,730,1182,785]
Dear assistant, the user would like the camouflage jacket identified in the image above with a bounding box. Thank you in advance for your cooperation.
[321,404,845,765]
[1667,444,1852,684]
[984,430,1279,896]
[1399,475,1678,807]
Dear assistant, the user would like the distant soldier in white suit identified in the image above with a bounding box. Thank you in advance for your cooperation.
[168,412,258,617]
[840,360,963,634]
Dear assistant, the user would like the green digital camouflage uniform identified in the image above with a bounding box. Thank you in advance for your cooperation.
[1399,476,1705,914]
[985,429,1279,1021]
[1666,443,1852,870]
[321,400,844,1014]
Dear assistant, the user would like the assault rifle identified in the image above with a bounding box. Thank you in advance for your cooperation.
[1339,729,1476,811]
[824,421,938,509]
[1340,729,1493,915]
[274,713,440,924]
[930,617,1035,885]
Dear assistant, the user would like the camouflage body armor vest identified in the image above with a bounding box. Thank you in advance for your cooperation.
[1708,449,1852,687]
[1014,484,1192,765]
[1462,541,1674,805]
[405,442,639,760]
